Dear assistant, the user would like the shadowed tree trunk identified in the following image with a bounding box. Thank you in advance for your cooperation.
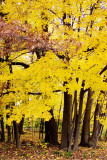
[6,105,11,143]
[0,117,5,142]
[104,130,107,142]
[6,123,11,143]
[99,124,103,141]
[13,121,20,148]
[89,103,101,149]
[73,81,85,151]
[39,118,44,139]
[45,109,58,145]
[61,92,72,149]
[68,90,77,150]
[60,12,73,150]
[19,117,24,135]
[80,89,94,146]
[58,96,63,129]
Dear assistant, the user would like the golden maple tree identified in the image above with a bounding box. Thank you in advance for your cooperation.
[0,0,107,149]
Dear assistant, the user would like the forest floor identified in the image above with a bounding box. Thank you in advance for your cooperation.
[0,131,107,160]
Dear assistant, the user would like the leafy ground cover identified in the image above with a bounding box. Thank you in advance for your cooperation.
[0,132,107,160]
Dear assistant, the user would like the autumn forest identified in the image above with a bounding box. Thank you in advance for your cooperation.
[0,0,107,159]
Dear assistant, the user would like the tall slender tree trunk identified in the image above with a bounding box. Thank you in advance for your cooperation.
[6,105,11,143]
[99,124,103,141]
[13,121,20,148]
[39,118,44,139]
[7,125,11,143]
[80,89,94,146]
[58,95,63,129]
[19,117,24,135]
[104,130,107,142]
[45,109,58,145]
[61,92,72,149]
[73,82,85,151]
[89,103,101,149]
[0,117,5,142]
[68,90,77,150]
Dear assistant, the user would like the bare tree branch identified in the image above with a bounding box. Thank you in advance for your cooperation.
[100,65,107,75]
[0,58,29,69]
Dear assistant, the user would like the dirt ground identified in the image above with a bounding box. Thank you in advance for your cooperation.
[0,131,107,160]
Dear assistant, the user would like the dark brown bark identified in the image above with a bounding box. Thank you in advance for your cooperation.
[7,125,11,143]
[80,89,94,146]
[104,130,107,142]
[6,107,11,143]
[89,103,101,149]
[11,125,15,143]
[45,109,58,145]
[39,118,44,139]
[19,117,24,135]
[0,117,5,142]
[73,82,85,151]
[6,105,11,143]
[69,90,77,150]
[61,92,72,149]
[58,97,63,128]
[99,124,103,141]
[13,121,20,148]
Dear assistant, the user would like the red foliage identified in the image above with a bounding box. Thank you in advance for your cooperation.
[0,16,52,57]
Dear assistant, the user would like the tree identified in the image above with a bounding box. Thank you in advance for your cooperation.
[80,89,94,147]
[0,0,107,150]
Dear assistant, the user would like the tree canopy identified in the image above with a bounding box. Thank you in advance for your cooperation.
[0,0,107,150]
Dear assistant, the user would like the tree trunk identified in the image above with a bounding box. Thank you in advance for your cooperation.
[6,105,11,143]
[68,90,77,150]
[104,130,107,142]
[73,85,85,151]
[80,89,94,146]
[99,124,103,141]
[58,96,63,128]
[6,125,11,143]
[13,121,20,148]
[39,118,44,139]
[89,103,101,149]
[0,117,5,142]
[19,117,24,135]
[60,92,72,149]
[45,109,58,145]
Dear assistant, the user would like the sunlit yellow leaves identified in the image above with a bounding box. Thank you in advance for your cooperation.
[0,0,107,126]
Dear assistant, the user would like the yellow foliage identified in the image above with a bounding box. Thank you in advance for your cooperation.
[0,0,107,125]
